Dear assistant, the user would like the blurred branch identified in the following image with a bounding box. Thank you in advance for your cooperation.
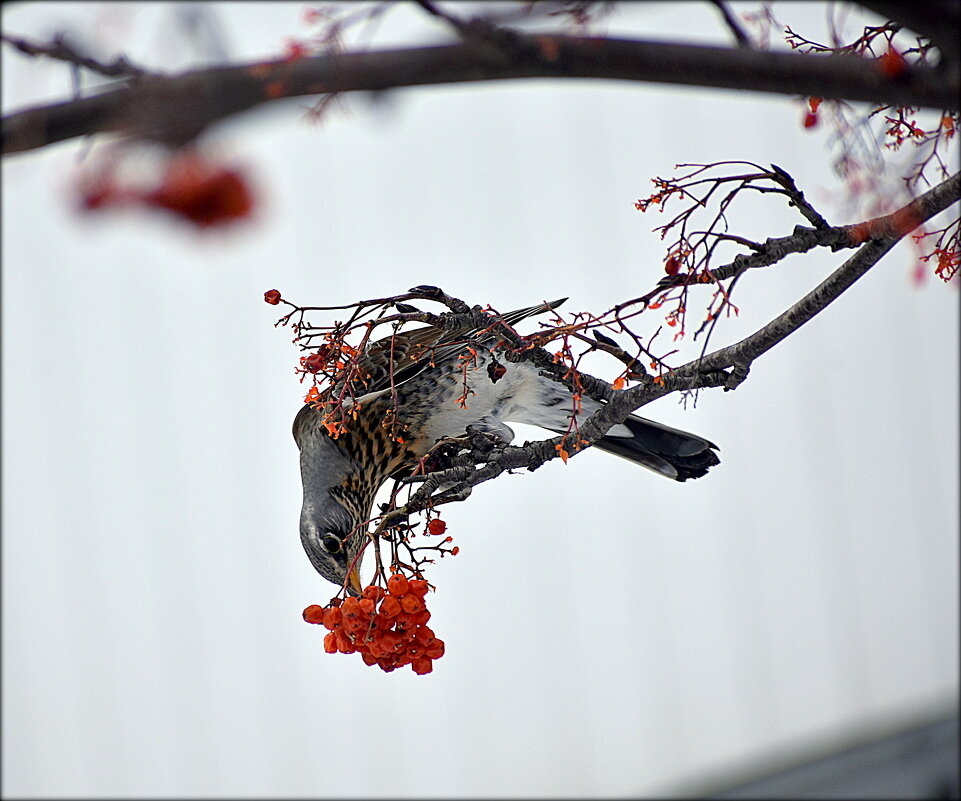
[4,31,958,155]
[854,1,961,65]
[1,32,153,79]
[708,0,752,48]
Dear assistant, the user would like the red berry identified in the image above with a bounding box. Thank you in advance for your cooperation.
[322,606,343,630]
[413,608,432,625]
[400,594,423,614]
[379,596,401,618]
[264,289,282,305]
[341,597,361,618]
[412,657,434,675]
[144,157,254,229]
[427,518,447,536]
[414,626,435,645]
[387,574,409,597]
[302,352,325,373]
[381,631,404,653]
[362,585,386,602]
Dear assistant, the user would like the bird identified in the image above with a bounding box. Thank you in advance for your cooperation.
[293,297,719,595]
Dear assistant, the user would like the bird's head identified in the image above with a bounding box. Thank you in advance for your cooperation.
[299,490,367,596]
[296,408,373,596]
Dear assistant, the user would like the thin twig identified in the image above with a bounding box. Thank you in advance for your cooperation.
[2,32,152,79]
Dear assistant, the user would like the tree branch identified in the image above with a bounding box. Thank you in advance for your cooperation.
[1,32,152,79]
[855,1,961,65]
[676,170,961,386]
[4,31,958,155]
[388,171,959,511]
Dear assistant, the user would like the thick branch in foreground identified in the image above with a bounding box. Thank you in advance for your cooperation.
[4,32,958,155]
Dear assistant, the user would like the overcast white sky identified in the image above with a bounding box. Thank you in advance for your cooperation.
[2,2,958,797]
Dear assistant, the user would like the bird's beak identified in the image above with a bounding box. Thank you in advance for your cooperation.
[347,564,363,596]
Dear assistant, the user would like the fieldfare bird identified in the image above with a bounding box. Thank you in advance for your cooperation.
[293,298,719,594]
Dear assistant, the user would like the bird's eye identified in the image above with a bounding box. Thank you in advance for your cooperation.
[320,533,342,553]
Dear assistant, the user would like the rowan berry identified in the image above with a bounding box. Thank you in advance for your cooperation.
[302,352,325,373]
[322,606,343,630]
[427,518,447,536]
[381,631,404,653]
[412,658,434,675]
[362,585,386,602]
[413,608,432,625]
[264,289,282,305]
[414,626,435,646]
[336,631,355,654]
[306,579,445,674]
[380,595,401,618]
[400,594,423,614]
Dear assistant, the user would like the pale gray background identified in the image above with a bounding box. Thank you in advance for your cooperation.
[2,2,958,797]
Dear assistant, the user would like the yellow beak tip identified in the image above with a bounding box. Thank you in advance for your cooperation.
[348,565,363,595]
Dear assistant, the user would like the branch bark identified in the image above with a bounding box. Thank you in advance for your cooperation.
[4,31,958,155]
[683,171,960,386]
[855,1,961,65]
[392,171,960,513]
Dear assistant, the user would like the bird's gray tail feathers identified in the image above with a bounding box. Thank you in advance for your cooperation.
[594,415,720,482]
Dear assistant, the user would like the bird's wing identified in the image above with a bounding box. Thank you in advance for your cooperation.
[350,297,568,395]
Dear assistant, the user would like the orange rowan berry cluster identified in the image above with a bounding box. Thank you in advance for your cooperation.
[303,573,445,674]
[79,154,254,229]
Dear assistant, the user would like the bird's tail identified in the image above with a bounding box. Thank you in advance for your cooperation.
[593,414,720,482]
[498,297,568,326]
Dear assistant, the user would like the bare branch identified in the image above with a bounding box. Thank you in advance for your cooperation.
[707,0,752,48]
[374,171,959,512]
[4,32,958,155]
[1,32,152,79]
[680,170,961,386]
[855,1,961,65]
